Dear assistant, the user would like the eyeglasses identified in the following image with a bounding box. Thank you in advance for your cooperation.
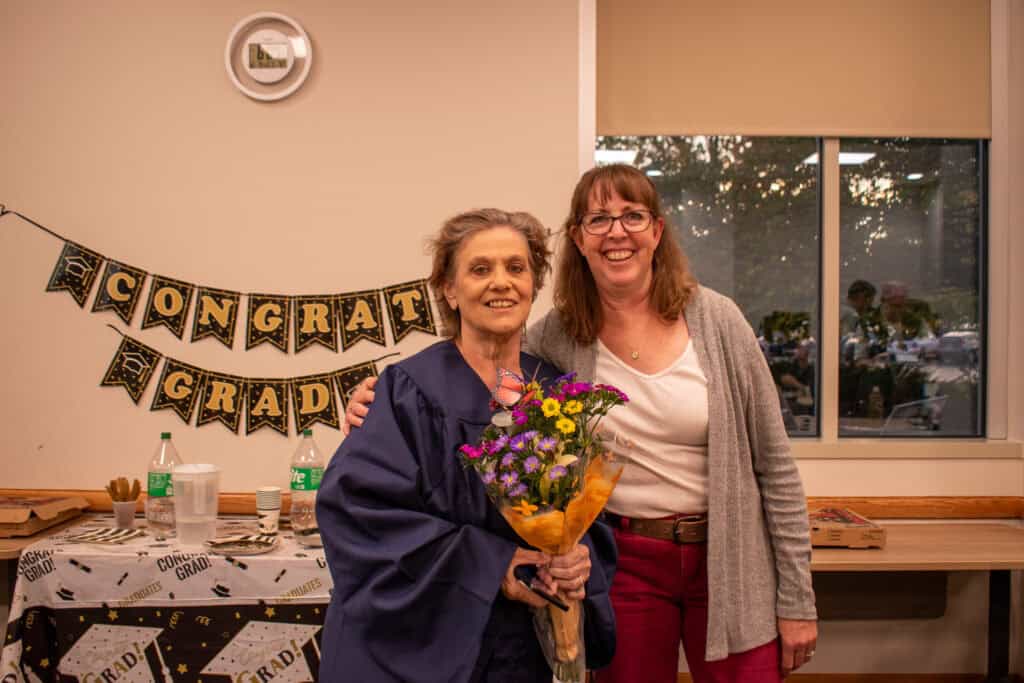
[580,209,653,235]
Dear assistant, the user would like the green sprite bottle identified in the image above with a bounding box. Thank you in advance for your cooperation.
[145,432,183,534]
[290,429,324,547]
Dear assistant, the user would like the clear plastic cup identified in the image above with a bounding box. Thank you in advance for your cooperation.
[171,464,220,545]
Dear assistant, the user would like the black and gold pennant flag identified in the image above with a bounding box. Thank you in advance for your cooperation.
[294,296,338,353]
[384,279,437,343]
[197,372,246,433]
[247,294,291,352]
[46,241,103,307]
[150,358,207,424]
[337,289,386,351]
[291,372,340,432]
[101,336,161,404]
[142,275,195,339]
[333,361,379,409]
[246,378,290,435]
[91,260,147,324]
[191,286,241,349]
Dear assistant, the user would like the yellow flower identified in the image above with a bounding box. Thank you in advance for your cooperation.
[511,499,539,516]
[541,398,562,417]
[556,417,576,434]
[563,400,583,415]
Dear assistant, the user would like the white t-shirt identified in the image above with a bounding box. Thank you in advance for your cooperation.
[595,338,709,517]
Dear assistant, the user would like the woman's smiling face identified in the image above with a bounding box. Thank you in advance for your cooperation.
[573,185,664,298]
[444,226,534,339]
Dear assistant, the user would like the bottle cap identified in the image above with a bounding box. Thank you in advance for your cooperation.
[302,429,312,437]
[160,432,172,439]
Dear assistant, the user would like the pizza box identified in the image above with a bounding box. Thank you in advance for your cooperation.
[809,507,886,549]
[0,496,90,537]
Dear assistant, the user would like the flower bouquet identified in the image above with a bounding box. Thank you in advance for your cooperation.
[458,372,629,682]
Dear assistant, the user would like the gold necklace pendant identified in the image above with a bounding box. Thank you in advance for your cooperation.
[630,350,640,360]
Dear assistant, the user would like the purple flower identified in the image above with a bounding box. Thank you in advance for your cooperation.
[459,444,483,459]
[529,399,543,407]
[523,456,540,473]
[536,436,557,452]
[508,483,528,498]
[501,452,518,469]
[512,407,528,425]
[500,472,519,487]
[548,466,567,480]
[510,433,530,452]
[555,372,578,384]
[596,383,629,402]
[487,435,509,454]
[566,382,593,396]
[482,471,497,485]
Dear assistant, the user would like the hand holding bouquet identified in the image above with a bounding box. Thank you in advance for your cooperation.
[458,372,629,682]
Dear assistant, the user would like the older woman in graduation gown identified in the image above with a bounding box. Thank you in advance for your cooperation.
[316,209,617,683]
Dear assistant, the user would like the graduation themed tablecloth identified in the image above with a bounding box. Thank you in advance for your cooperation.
[1,515,330,682]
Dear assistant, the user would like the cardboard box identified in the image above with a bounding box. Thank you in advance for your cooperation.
[0,496,90,538]
[809,507,886,549]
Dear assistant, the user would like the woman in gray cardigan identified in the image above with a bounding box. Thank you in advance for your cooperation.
[528,163,817,682]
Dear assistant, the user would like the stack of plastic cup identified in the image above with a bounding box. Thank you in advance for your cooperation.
[256,486,282,534]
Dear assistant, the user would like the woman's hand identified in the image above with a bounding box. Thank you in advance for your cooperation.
[501,548,553,609]
[542,544,591,601]
[778,617,817,676]
[342,377,377,435]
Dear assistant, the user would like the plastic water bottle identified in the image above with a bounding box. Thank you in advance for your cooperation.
[290,429,324,547]
[146,432,183,535]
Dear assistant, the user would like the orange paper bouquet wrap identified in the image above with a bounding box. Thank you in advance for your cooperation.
[458,372,630,682]
[502,454,624,681]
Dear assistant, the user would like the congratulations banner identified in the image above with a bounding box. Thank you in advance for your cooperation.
[99,328,395,435]
[4,208,440,352]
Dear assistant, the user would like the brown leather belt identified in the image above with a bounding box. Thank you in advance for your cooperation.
[605,512,708,544]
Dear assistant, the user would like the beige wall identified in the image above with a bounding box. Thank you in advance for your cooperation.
[0,0,579,492]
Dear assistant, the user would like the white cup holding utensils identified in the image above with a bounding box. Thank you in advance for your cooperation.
[256,486,282,535]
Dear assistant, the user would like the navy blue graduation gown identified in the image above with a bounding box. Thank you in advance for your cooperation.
[317,340,617,682]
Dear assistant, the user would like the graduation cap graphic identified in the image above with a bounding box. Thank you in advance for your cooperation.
[61,255,96,280]
[58,624,168,682]
[2,639,45,683]
[46,242,103,306]
[201,621,321,682]
[119,352,153,377]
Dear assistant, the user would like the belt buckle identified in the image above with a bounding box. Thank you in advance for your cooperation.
[672,515,703,544]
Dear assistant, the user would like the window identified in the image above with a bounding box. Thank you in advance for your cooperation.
[595,136,986,438]
[838,139,985,436]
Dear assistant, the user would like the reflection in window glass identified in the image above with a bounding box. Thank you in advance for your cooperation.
[596,136,821,436]
[839,139,984,436]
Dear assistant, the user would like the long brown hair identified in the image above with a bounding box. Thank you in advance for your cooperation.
[553,164,698,345]
[427,208,551,338]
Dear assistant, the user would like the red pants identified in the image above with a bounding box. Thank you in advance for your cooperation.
[594,525,782,683]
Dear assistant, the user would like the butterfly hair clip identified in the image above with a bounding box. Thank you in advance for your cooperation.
[490,367,525,427]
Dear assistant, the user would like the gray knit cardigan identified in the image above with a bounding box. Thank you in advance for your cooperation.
[525,286,816,662]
